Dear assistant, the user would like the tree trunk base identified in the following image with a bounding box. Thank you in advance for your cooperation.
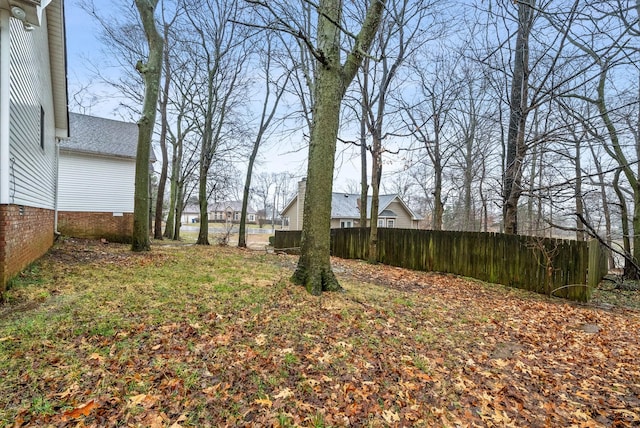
[131,241,150,252]
[623,263,640,280]
[292,263,342,295]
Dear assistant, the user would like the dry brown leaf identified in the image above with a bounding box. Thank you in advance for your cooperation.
[61,400,99,420]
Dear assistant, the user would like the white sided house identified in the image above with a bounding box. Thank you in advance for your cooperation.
[57,113,146,243]
[0,1,68,292]
[282,179,422,230]
[180,204,200,225]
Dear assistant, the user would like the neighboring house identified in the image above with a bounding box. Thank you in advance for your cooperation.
[179,204,200,224]
[57,113,151,243]
[210,201,257,223]
[0,1,68,292]
[282,179,422,230]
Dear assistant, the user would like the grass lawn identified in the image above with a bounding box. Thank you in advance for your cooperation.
[1,238,639,427]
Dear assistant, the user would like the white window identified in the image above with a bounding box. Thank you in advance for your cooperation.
[387,219,395,228]
[378,219,385,227]
[340,220,352,228]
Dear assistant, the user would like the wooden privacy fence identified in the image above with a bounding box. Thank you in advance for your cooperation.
[274,228,608,302]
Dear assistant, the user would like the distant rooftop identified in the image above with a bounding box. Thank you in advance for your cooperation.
[60,113,151,160]
[211,200,257,214]
[331,193,399,218]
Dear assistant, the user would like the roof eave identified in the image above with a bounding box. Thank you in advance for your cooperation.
[47,0,69,138]
[59,147,136,160]
[280,195,298,216]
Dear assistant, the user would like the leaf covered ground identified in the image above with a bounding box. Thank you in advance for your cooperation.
[0,238,639,427]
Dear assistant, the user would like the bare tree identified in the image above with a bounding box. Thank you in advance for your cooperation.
[472,0,583,234]
[153,3,181,240]
[181,0,251,245]
[555,0,640,276]
[238,35,291,247]
[248,0,386,293]
[402,53,463,230]
[132,0,164,251]
[353,0,438,262]
[78,0,148,117]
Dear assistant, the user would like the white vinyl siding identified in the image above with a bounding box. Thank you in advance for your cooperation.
[8,15,57,209]
[58,152,135,213]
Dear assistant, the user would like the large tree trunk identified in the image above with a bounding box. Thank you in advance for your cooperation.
[292,0,385,295]
[432,144,443,230]
[503,0,534,235]
[292,0,385,294]
[292,42,342,295]
[132,0,163,252]
[196,161,210,245]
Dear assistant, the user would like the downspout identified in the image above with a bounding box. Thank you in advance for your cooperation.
[0,10,10,206]
[54,138,60,235]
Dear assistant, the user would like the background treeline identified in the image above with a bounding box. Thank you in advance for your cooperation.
[74,0,640,272]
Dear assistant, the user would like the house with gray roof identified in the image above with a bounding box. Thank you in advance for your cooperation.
[281,179,422,230]
[210,200,257,224]
[56,113,154,243]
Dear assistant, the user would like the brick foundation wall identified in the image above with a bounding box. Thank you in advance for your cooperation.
[58,211,133,244]
[0,205,55,293]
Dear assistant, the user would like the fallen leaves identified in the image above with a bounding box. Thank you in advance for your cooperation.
[1,241,639,427]
[61,399,98,420]
[253,397,273,408]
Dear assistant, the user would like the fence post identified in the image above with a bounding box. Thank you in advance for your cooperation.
[587,239,602,298]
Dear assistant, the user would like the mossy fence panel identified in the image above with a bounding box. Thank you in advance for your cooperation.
[274,228,605,301]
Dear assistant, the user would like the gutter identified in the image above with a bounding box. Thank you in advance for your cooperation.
[0,9,9,205]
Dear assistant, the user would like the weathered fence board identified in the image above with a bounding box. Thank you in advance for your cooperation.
[274,228,607,302]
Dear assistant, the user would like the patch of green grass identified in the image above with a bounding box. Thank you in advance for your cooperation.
[393,296,414,307]
[284,352,299,366]
[277,413,295,427]
[174,363,200,390]
[413,354,432,374]
[309,412,328,428]
[7,265,45,289]
[29,396,55,417]
[2,240,639,427]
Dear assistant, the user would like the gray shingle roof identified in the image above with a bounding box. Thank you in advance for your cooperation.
[211,201,257,214]
[61,113,141,159]
[330,193,399,218]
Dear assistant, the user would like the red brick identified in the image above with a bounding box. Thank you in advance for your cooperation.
[57,211,133,244]
[0,205,55,293]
